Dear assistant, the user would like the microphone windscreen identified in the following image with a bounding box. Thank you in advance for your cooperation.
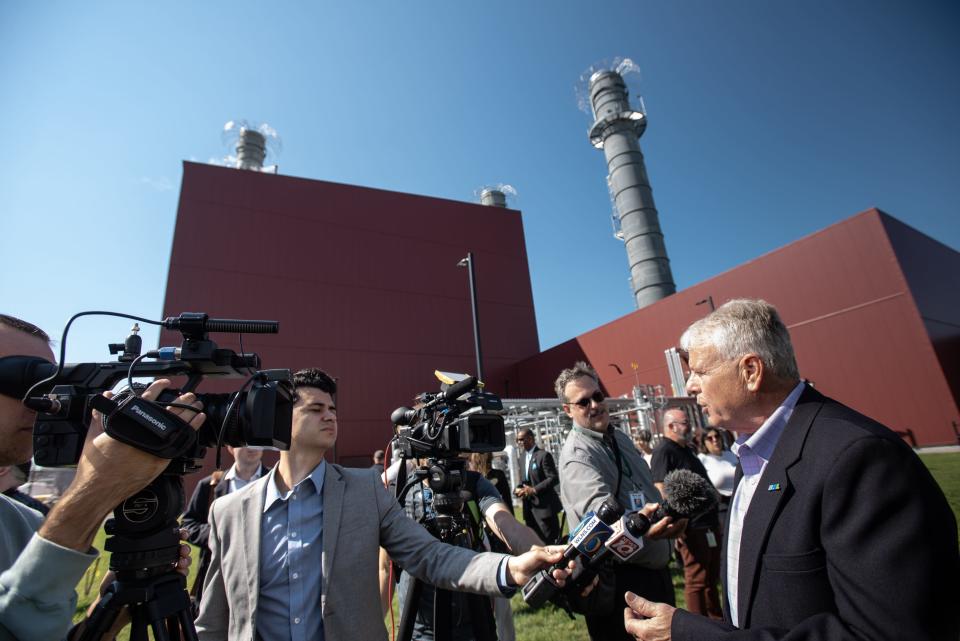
[662,469,718,519]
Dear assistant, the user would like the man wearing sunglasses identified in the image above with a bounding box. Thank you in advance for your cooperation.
[513,428,563,545]
[556,361,684,641]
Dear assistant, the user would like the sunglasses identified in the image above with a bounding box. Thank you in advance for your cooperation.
[568,391,605,408]
[705,435,722,442]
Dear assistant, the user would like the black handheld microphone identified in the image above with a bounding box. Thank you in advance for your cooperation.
[521,498,623,608]
[568,468,719,590]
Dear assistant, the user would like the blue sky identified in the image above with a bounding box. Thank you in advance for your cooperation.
[1,1,957,363]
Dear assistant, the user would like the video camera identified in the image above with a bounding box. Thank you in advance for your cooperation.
[390,371,505,459]
[0,311,294,468]
[389,371,506,641]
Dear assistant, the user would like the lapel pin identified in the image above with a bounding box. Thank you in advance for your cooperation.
[767,483,781,492]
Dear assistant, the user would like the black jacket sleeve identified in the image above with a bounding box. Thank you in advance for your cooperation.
[181,476,213,548]
[532,451,559,494]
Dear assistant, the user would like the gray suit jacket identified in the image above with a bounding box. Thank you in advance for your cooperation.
[195,463,507,641]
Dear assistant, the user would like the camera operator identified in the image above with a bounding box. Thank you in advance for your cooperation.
[0,314,205,641]
[195,368,572,641]
[388,453,544,641]
[555,361,685,641]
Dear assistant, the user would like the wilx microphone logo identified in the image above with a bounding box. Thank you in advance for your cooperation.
[122,490,160,523]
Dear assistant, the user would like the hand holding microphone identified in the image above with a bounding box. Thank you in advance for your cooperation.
[521,498,623,608]
[567,469,719,594]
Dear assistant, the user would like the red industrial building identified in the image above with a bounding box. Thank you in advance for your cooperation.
[163,162,959,487]
[509,209,960,448]
[162,161,540,469]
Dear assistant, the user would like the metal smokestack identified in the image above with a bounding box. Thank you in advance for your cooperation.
[476,184,516,209]
[220,120,281,174]
[479,188,507,208]
[587,67,675,308]
[236,127,267,170]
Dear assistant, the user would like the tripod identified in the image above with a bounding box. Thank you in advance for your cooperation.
[78,473,198,641]
[394,459,498,641]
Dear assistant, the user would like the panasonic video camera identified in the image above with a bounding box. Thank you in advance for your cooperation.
[7,312,295,469]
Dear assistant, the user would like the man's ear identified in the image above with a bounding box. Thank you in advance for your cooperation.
[740,354,764,392]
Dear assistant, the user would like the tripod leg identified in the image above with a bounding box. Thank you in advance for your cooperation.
[76,590,124,641]
[465,593,499,641]
[130,604,149,641]
[396,574,423,641]
[433,587,452,641]
[178,606,200,641]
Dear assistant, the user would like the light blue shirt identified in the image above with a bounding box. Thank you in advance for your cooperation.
[258,460,326,641]
[726,381,805,627]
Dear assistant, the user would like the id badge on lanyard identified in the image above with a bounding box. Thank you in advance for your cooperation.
[628,491,645,511]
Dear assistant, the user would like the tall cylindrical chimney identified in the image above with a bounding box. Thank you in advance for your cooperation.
[236,127,267,170]
[588,70,675,308]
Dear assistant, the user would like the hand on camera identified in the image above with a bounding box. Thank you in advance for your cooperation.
[39,380,205,552]
[81,379,206,506]
[506,544,573,587]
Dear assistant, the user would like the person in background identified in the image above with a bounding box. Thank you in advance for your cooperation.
[371,449,385,475]
[556,361,683,641]
[181,446,266,604]
[697,427,737,533]
[651,409,722,620]
[469,452,513,514]
[513,428,563,545]
[633,429,654,467]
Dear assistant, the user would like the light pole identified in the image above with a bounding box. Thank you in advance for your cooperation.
[457,252,484,381]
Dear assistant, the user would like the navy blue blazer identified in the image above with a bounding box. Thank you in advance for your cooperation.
[672,385,958,641]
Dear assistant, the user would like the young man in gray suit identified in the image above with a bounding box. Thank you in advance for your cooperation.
[195,368,571,641]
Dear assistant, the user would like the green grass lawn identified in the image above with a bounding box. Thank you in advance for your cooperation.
[74,452,960,640]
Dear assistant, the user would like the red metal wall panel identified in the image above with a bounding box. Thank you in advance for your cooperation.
[880,213,960,414]
[163,163,539,482]
[514,210,959,446]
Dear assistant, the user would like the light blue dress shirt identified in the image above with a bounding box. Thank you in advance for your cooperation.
[726,381,805,627]
[258,460,326,641]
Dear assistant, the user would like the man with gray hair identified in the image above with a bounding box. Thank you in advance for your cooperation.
[556,361,682,641]
[624,299,958,641]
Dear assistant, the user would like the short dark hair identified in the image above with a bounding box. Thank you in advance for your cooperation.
[292,368,337,396]
[0,314,50,342]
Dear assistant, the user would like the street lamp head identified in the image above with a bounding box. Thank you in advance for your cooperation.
[457,257,470,268]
